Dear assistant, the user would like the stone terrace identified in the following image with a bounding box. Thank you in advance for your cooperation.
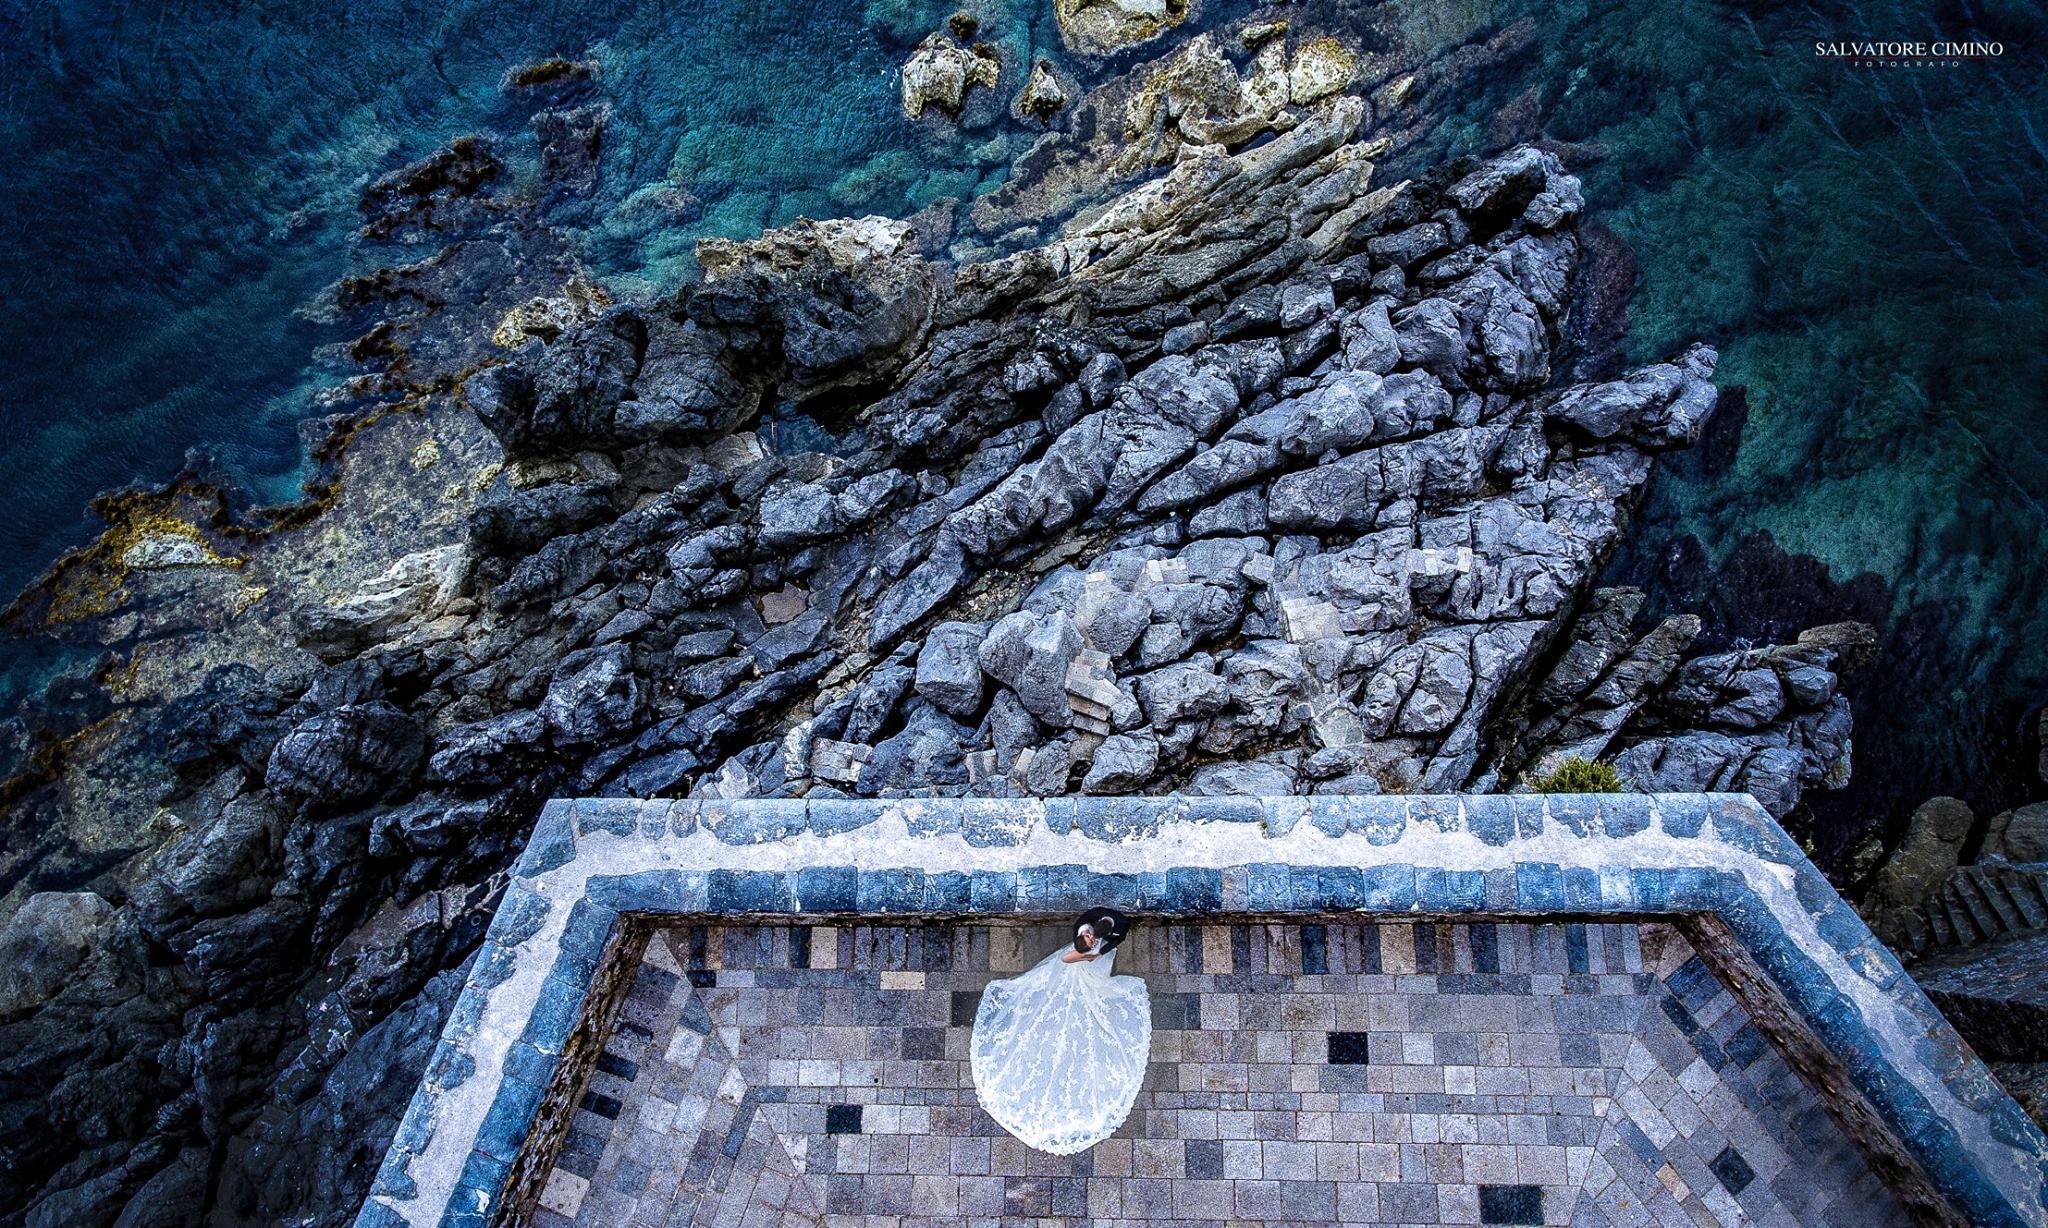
[538,920,1906,1228]
[352,795,2048,1228]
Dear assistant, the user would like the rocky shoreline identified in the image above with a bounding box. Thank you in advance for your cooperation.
[0,18,1893,1228]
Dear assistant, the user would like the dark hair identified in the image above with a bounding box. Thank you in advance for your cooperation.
[1073,907,1128,954]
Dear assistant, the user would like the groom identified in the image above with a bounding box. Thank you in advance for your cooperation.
[1070,906,1131,960]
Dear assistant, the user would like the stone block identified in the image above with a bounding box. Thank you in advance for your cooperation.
[1516,863,1566,911]
[962,800,1039,846]
[857,868,926,913]
[708,870,796,914]
[808,798,880,837]
[708,799,806,844]
[519,802,579,876]
[795,867,858,913]
[969,871,1017,913]
[573,797,641,837]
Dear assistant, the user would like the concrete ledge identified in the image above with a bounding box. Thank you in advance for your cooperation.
[354,794,2048,1228]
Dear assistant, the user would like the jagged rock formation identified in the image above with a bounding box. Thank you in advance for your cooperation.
[0,80,1869,1228]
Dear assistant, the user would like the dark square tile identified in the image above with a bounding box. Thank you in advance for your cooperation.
[825,1104,863,1135]
[1326,1031,1371,1064]
[579,1091,622,1120]
[595,1051,638,1081]
[1479,1183,1543,1224]
[1710,1145,1756,1195]
[1185,1139,1224,1179]
[903,1027,946,1060]
[951,990,982,1026]
[686,969,716,989]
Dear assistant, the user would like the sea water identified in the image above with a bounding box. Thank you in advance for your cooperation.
[0,0,2043,837]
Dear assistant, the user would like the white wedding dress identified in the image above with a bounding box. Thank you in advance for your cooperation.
[969,943,1152,1154]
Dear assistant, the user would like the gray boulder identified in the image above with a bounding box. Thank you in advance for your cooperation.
[1185,761,1295,796]
[1081,731,1160,794]
[0,892,116,1015]
[541,645,645,745]
[266,702,424,804]
[915,621,989,719]
[977,610,1083,726]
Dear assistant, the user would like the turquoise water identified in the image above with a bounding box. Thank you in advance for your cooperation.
[1391,0,2048,838]
[1,0,2044,835]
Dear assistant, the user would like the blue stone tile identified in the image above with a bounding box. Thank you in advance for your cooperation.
[1658,796,1708,839]
[968,871,1016,913]
[1597,867,1636,911]
[709,870,797,914]
[1263,796,1311,838]
[1510,794,1548,840]
[903,799,964,838]
[857,868,926,913]
[441,1190,492,1228]
[474,1077,545,1161]
[1515,862,1566,911]
[1601,796,1651,839]
[665,800,698,837]
[1088,873,1143,910]
[1416,867,1484,912]
[574,797,641,837]
[1794,865,1838,915]
[1362,864,1414,910]
[586,872,700,914]
[795,866,859,912]
[501,1042,556,1088]
[1288,866,1328,910]
[1466,796,1515,847]
[494,885,553,947]
[518,802,578,876]
[1186,796,1262,825]
[1546,794,1601,838]
[1166,867,1223,913]
[1317,866,1368,910]
[1563,867,1602,909]
[710,799,807,844]
[464,941,516,998]
[355,1200,410,1228]
[1020,864,1091,910]
[1409,796,1463,834]
[1306,798,1352,838]
[1814,901,1871,953]
[807,799,879,837]
[1352,803,1407,845]
[1631,868,1673,911]
[1135,872,1171,910]
[1246,863,1294,911]
[459,1148,513,1200]
[1075,797,1168,841]
[554,901,621,981]
[1219,866,1249,910]
[1665,867,1720,908]
[960,800,1036,846]
[1301,925,1328,974]
[925,870,973,912]
[1040,797,1078,834]
[1483,868,1517,909]
[425,1040,475,1090]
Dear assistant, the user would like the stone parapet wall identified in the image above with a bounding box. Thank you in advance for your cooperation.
[352,794,2048,1228]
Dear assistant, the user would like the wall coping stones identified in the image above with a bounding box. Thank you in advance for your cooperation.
[352,793,2048,1228]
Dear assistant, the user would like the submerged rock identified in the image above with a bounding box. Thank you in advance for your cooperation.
[900,31,1001,120]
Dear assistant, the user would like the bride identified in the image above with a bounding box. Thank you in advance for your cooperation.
[970,908,1152,1154]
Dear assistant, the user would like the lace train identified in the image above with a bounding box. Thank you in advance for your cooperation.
[969,944,1152,1154]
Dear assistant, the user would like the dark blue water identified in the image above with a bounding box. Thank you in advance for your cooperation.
[1,0,2044,831]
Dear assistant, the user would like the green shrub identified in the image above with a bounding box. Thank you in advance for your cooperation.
[1530,757,1623,794]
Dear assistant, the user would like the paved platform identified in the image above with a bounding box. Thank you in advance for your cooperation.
[532,920,1908,1228]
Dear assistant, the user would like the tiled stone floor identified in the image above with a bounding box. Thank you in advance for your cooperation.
[530,920,1910,1228]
